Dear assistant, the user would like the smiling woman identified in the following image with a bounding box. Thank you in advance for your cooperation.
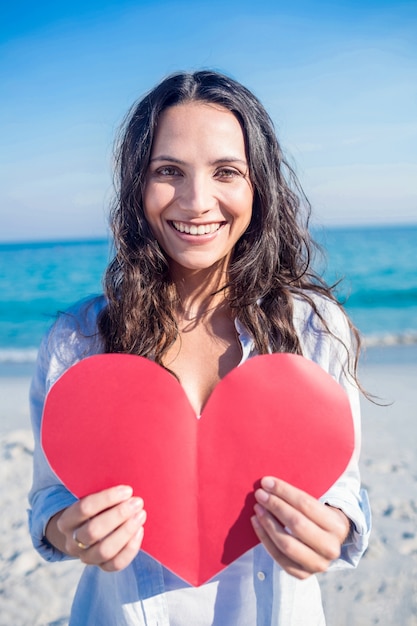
[28,70,371,626]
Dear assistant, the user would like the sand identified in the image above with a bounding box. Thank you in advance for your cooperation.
[320,348,417,626]
[0,346,416,626]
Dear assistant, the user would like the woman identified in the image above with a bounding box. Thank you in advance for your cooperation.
[29,70,371,625]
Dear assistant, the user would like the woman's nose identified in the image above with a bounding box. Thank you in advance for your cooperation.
[178,174,216,215]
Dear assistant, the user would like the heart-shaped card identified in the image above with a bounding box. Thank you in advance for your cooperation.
[42,353,354,586]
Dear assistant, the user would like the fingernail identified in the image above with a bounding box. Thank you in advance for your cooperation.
[254,503,266,517]
[117,485,133,499]
[129,497,144,511]
[262,477,275,490]
[251,515,260,529]
[133,510,146,525]
[255,488,269,503]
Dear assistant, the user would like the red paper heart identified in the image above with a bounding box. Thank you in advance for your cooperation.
[41,353,354,586]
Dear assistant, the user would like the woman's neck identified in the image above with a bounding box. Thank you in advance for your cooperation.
[170,262,230,322]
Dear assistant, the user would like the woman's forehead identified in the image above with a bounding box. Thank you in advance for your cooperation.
[151,102,247,158]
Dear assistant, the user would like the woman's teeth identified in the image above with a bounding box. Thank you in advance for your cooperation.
[172,222,221,235]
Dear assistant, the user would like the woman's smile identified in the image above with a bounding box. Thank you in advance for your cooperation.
[170,220,225,236]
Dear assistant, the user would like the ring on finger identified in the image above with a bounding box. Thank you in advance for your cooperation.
[73,528,90,550]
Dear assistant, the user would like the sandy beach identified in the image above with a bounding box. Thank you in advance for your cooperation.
[0,345,416,626]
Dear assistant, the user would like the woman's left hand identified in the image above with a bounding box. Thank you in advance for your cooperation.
[251,477,351,580]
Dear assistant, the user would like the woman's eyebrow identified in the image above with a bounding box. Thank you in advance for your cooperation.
[150,155,248,166]
[211,157,248,166]
[149,155,186,164]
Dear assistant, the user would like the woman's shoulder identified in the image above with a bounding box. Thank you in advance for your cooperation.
[292,291,349,336]
[38,295,107,386]
[47,294,106,341]
[61,294,107,328]
[291,291,354,371]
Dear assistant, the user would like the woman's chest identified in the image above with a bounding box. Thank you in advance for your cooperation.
[162,320,242,416]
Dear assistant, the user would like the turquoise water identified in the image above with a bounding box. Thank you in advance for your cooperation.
[314,224,417,344]
[0,239,110,361]
[1,224,416,364]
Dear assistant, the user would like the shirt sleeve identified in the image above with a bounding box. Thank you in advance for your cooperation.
[28,329,78,561]
[293,295,372,569]
[28,296,105,562]
[319,368,372,569]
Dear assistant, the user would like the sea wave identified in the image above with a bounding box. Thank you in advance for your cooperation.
[362,332,417,348]
[0,348,39,364]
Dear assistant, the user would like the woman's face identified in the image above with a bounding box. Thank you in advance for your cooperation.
[143,101,253,277]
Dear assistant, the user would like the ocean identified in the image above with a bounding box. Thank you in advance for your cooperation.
[1,224,416,369]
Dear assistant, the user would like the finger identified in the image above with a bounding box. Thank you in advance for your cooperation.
[252,504,331,577]
[256,478,346,552]
[81,509,147,569]
[254,486,341,561]
[58,485,134,539]
[71,496,144,551]
[259,478,349,542]
[100,525,145,573]
[259,478,331,529]
[251,513,313,579]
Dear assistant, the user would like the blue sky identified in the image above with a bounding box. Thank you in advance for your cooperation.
[1,0,416,242]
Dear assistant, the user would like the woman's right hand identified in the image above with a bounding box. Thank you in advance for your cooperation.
[46,485,146,572]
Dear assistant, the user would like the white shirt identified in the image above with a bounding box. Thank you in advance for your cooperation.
[28,295,371,625]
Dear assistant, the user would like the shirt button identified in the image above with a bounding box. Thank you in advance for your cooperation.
[257,571,266,581]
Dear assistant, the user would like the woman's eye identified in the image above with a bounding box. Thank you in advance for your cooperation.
[156,166,180,176]
[215,167,241,179]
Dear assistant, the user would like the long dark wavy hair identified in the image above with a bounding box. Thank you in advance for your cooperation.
[98,70,361,379]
